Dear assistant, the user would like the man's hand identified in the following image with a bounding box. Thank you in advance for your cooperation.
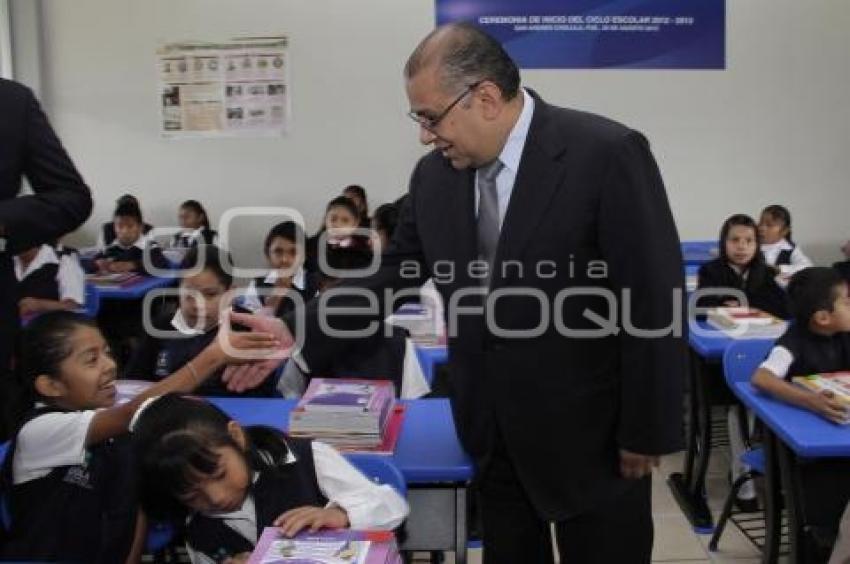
[220,311,296,392]
[619,449,659,480]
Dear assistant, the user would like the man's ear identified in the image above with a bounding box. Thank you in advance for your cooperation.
[34,375,66,400]
[227,420,248,450]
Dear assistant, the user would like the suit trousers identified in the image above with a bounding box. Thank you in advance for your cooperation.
[478,430,653,564]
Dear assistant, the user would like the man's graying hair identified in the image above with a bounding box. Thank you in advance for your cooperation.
[404,23,520,101]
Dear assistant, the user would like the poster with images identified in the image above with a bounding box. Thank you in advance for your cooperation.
[158,37,289,138]
[436,0,725,69]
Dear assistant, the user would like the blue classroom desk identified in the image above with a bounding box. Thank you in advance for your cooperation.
[210,397,473,562]
[682,240,718,266]
[669,321,776,532]
[209,398,473,483]
[415,345,448,386]
[733,382,850,562]
[92,275,176,300]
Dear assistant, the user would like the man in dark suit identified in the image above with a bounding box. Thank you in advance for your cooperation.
[0,78,92,438]
[230,23,686,563]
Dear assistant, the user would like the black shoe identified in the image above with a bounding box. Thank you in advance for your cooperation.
[734,496,760,513]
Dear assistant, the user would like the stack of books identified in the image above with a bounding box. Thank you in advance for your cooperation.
[289,379,404,455]
[248,528,402,564]
[706,307,788,339]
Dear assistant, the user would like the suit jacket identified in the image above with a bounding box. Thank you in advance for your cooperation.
[292,92,686,519]
[0,79,91,427]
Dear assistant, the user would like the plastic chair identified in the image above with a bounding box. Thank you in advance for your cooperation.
[344,454,407,497]
[709,339,775,551]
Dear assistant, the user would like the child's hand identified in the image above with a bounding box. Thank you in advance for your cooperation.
[722,299,741,307]
[807,390,849,424]
[222,553,251,564]
[274,506,349,538]
[94,258,110,272]
[18,297,41,316]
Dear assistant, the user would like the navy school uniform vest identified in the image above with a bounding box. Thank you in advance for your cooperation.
[776,325,850,380]
[17,262,59,301]
[0,406,138,563]
[15,246,77,302]
[776,246,795,266]
[252,273,318,318]
[185,436,327,561]
[152,325,278,397]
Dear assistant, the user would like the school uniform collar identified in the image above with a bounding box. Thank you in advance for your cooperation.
[108,234,148,251]
[326,235,354,248]
[263,267,306,291]
[170,310,215,336]
[14,244,59,280]
[762,239,794,252]
[179,227,205,243]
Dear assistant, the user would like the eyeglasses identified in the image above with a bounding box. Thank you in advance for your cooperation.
[408,81,482,131]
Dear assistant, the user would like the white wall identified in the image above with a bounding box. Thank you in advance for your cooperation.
[16,0,850,267]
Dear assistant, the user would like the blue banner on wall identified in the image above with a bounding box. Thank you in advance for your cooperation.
[435,0,725,69]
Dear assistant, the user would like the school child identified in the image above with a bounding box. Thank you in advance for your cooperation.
[132,393,409,564]
[15,243,85,317]
[171,199,217,248]
[93,199,168,275]
[697,214,791,509]
[698,214,790,319]
[758,204,813,278]
[124,245,282,397]
[305,196,372,276]
[97,194,153,248]
[0,310,278,562]
[342,184,370,228]
[242,221,318,318]
[751,267,850,420]
[753,267,850,562]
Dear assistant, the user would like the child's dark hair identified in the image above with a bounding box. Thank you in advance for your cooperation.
[787,267,846,326]
[114,200,143,223]
[181,199,211,230]
[264,221,305,257]
[132,394,292,520]
[179,245,234,288]
[326,196,360,220]
[373,203,399,241]
[718,214,765,267]
[343,184,368,212]
[761,204,794,245]
[20,311,99,404]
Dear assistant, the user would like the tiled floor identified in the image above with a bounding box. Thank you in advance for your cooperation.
[435,449,789,564]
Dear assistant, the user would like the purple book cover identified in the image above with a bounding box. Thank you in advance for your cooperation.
[248,528,397,564]
[298,379,395,413]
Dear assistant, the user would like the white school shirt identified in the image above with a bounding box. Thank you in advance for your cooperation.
[12,405,97,484]
[13,244,85,305]
[241,268,309,313]
[761,239,813,272]
[186,441,409,564]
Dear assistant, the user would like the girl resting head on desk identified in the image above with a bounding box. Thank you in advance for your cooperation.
[131,393,409,564]
[0,310,279,563]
